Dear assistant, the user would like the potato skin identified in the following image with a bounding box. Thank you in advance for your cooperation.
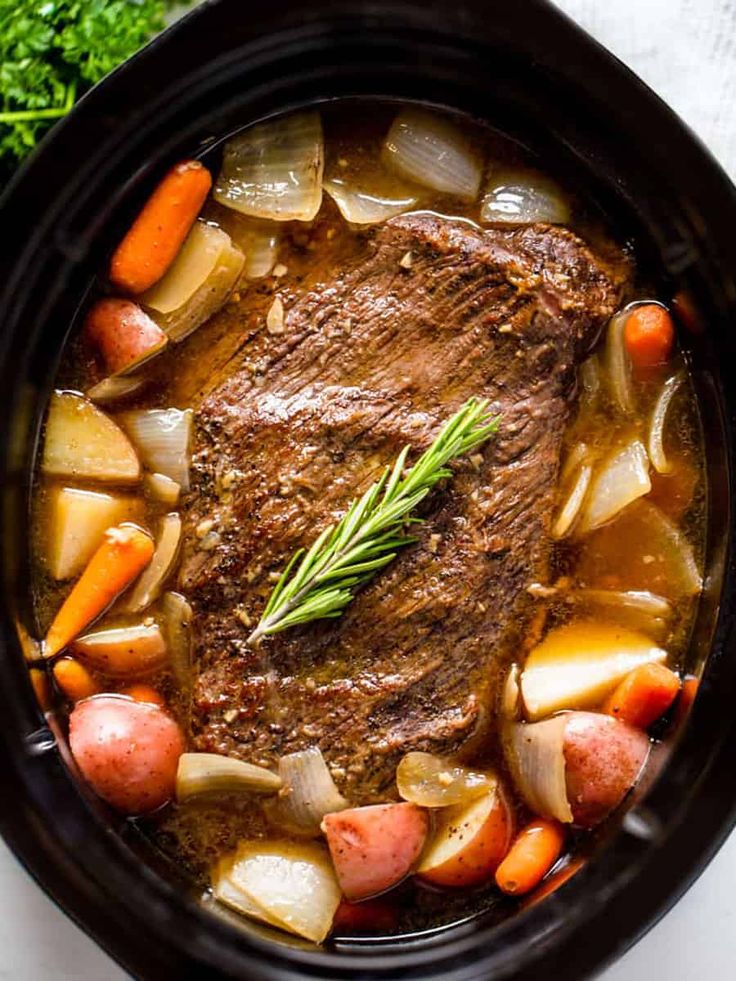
[322,803,428,901]
[564,711,649,827]
[69,695,184,814]
[85,298,167,375]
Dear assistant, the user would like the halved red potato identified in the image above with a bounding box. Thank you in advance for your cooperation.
[85,298,168,375]
[69,695,184,814]
[564,711,650,827]
[321,802,428,901]
[417,785,512,887]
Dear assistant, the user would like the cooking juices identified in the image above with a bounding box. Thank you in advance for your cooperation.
[29,103,704,943]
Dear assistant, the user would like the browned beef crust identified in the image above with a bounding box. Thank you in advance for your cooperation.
[179,213,629,802]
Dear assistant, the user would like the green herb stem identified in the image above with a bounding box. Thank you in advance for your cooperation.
[248,397,499,645]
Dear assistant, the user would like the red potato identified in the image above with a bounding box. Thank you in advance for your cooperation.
[564,712,650,827]
[417,787,512,888]
[85,298,168,376]
[321,803,428,901]
[69,695,184,814]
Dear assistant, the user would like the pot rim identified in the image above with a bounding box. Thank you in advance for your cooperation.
[1,2,736,979]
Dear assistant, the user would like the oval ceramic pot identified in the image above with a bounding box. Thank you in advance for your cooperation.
[0,1,735,978]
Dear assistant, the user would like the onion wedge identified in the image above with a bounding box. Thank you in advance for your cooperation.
[124,513,182,613]
[71,623,167,677]
[177,753,281,801]
[505,716,574,823]
[604,307,635,414]
[120,408,193,490]
[577,438,651,534]
[265,747,348,836]
[648,372,685,474]
[161,591,193,691]
[214,112,324,222]
[382,108,482,201]
[396,752,492,807]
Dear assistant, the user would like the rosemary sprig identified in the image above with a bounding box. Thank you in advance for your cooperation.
[247,397,500,646]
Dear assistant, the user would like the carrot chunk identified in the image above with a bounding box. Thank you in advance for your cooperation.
[85,298,167,375]
[495,819,565,896]
[53,657,100,701]
[623,304,675,369]
[603,662,681,729]
[44,524,154,657]
[110,160,212,293]
[120,684,166,708]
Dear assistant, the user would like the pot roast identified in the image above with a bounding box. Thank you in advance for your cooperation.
[179,213,629,802]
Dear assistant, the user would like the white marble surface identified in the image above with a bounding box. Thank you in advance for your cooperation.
[2,1,736,978]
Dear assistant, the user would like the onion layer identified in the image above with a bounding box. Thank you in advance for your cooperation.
[604,307,635,414]
[396,751,493,807]
[124,512,182,613]
[505,716,573,823]
[324,178,419,225]
[214,112,324,222]
[648,372,685,474]
[552,462,592,539]
[382,109,482,201]
[161,591,193,691]
[266,747,348,836]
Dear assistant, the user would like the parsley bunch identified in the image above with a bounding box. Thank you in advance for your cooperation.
[0,1,185,183]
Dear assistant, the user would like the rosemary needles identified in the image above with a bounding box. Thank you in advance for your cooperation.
[247,397,499,646]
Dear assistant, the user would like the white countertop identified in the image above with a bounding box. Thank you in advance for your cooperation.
[3,1,735,977]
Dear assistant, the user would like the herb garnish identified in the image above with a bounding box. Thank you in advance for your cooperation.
[0,1,186,182]
[248,397,499,645]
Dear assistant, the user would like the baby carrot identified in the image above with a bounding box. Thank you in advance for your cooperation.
[45,525,154,658]
[120,684,166,708]
[495,819,565,896]
[603,662,681,729]
[623,304,675,369]
[110,160,212,294]
[53,658,99,702]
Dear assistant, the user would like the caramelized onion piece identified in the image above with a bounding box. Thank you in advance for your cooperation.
[396,752,493,807]
[506,716,574,823]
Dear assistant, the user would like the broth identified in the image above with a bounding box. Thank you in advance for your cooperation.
[29,102,705,943]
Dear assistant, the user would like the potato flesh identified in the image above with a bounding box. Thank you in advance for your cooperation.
[214,840,341,943]
[152,240,244,342]
[41,392,140,484]
[521,620,667,721]
[141,221,231,314]
[45,486,143,580]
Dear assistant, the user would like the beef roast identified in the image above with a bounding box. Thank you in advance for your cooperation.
[180,213,629,802]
